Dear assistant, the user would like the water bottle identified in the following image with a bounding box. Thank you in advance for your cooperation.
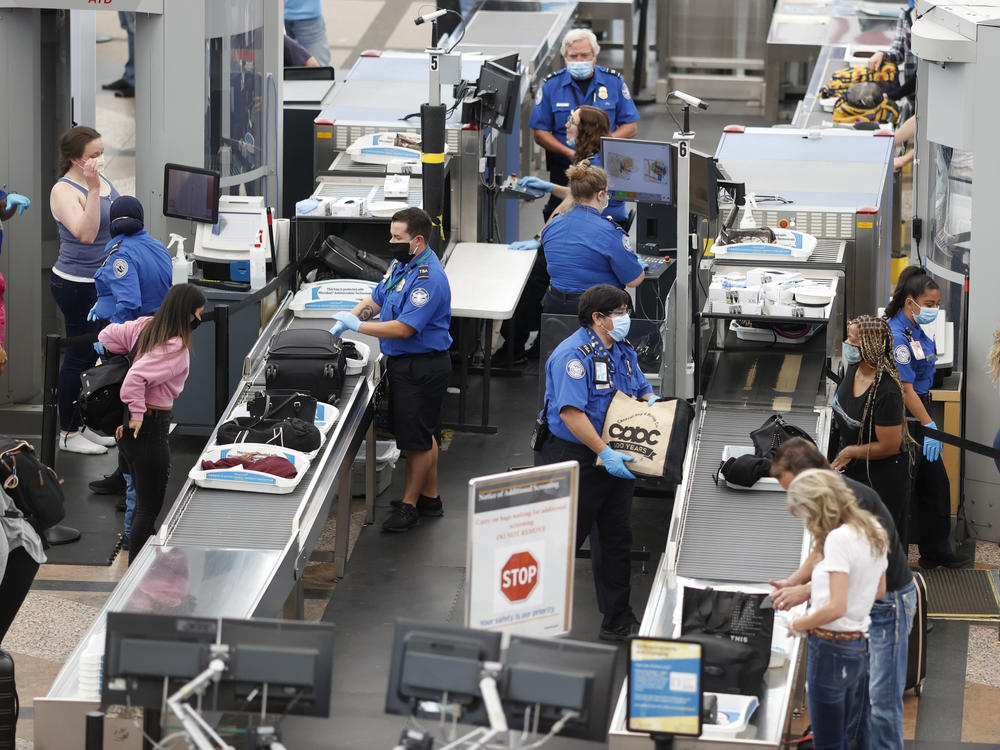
[249,230,266,290]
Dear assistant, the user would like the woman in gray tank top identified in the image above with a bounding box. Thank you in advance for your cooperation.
[48,126,121,455]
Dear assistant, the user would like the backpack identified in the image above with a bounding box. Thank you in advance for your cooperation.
[832,83,900,125]
[0,436,66,536]
[819,61,897,99]
[77,339,140,437]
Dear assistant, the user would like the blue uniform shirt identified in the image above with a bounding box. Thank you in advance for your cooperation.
[543,326,652,444]
[541,205,644,293]
[529,66,640,172]
[888,309,937,395]
[371,248,452,356]
[93,230,172,323]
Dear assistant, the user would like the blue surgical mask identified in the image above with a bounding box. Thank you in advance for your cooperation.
[915,306,938,325]
[566,136,576,148]
[566,61,594,80]
[606,313,631,342]
[842,342,862,365]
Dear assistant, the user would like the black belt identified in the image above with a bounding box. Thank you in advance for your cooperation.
[387,350,449,361]
[546,286,583,301]
[544,433,595,457]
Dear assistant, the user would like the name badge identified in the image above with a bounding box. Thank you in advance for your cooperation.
[910,340,925,360]
[594,359,610,390]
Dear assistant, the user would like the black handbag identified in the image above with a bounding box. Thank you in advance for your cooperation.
[216,417,321,453]
[681,587,774,696]
[76,340,140,437]
[247,390,318,423]
[750,414,815,460]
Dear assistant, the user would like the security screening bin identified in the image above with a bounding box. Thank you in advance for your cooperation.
[351,440,400,497]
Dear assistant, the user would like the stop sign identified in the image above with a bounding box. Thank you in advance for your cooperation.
[500,552,539,602]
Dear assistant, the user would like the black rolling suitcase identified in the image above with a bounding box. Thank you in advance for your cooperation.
[906,570,928,695]
[0,649,17,750]
[264,329,348,405]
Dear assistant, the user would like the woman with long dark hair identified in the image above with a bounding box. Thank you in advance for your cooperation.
[885,266,967,568]
[98,284,205,562]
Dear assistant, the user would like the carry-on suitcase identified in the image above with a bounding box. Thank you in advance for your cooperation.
[0,649,17,750]
[906,570,928,695]
[264,329,347,405]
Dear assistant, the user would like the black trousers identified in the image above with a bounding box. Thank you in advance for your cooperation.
[504,252,550,356]
[535,436,636,628]
[844,451,911,546]
[119,409,172,563]
[908,420,953,558]
[0,547,40,643]
[541,288,582,316]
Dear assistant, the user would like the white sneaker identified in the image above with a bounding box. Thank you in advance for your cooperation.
[59,432,107,455]
[80,427,117,448]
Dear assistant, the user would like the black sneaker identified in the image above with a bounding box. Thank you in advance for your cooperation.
[114,85,135,98]
[599,619,639,642]
[390,494,444,517]
[918,551,970,569]
[89,471,126,495]
[102,77,130,91]
[382,502,420,532]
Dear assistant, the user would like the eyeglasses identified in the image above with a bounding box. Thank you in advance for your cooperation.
[600,306,631,318]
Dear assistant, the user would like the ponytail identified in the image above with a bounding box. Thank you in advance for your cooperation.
[884,265,939,319]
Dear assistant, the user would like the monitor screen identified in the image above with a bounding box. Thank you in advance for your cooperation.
[684,147,719,220]
[163,163,221,224]
[476,57,520,134]
[601,138,673,205]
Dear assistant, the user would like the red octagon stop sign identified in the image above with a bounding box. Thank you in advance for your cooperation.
[500,552,539,602]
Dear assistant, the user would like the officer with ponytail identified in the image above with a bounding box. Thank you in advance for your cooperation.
[885,266,967,568]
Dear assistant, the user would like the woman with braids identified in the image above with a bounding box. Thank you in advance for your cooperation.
[990,328,1000,473]
[886,265,967,568]
[831,315,914,542]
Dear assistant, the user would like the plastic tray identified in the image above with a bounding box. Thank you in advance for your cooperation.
[228,400,340,437]
[700,693,760,738]
[719,446,784,492]
[713,230,817,262]
[189,443,311,494]
[345,340,371,375]
[290,280,379,318]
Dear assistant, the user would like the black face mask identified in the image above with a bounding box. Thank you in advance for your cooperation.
[190,316,201,331]
[388,240,413,265]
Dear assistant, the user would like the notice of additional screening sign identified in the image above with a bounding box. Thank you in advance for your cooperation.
[627,638,703,736]
[466,462,578,637]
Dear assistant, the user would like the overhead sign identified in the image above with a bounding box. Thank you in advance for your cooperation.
[466,462,578,637]
[627,638,703,737]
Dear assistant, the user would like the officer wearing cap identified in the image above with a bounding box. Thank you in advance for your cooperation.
[534,284,660,641]
[539,162,644,315]
[331,207,452,533]
[529,28,639,220]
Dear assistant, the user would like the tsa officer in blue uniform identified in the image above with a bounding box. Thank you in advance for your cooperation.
[331,208,452,533]
[529,28,639,220]
[535,285,660,641]
[885,266,966,568]
[539,162,644,314]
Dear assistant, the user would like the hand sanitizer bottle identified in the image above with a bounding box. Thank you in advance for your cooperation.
[167,233,190,285]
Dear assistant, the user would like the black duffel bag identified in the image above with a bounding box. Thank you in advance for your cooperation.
[247,390,318,423]
[750,414,814,461]
[216,417,321,453]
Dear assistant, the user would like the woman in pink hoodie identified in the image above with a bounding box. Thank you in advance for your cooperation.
[98,283,205,562]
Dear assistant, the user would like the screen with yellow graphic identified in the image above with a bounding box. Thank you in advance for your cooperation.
[627,637,702,736]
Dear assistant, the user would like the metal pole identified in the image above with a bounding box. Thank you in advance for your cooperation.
[85,711,104,750]
[41,334,61,468]
[214,304,230,423]
[673,111,693,400]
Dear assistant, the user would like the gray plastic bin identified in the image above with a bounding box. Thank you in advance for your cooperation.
[351,440,400,497]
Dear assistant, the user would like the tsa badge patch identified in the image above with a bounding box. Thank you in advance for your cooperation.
[410,288,430,307]
[894,344,911,365]
[112,258,129,278]
[566,359,585,380]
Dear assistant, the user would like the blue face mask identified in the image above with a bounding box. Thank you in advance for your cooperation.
[842,342,862,365]
[910,298,939,324]
[605,313,631,342]
[566,136,576,148]
[566,60,594,80]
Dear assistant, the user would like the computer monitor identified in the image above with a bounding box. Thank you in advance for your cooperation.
[501,635,618,742]
[163,163,221,224]
[601,137,673,205]
[385,619,503,725]
[684,147,720,220]
[475,56,520,134]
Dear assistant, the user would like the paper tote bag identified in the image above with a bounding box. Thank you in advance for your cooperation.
[596,391,694,482]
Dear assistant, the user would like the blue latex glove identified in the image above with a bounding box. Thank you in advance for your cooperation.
[922,421,942,462]
[647,394,661,405]
[509,239,540,251]
[86,303,100,322]
[328,321,347,338]
[332,311,361,332]
[93,342,105,356]
[296,198,319,215]
[638,257,650,270]
[598,446,636,479]
[518,176,553,193]
[5,193,30,216]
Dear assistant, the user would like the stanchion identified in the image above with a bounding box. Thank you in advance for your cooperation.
[85,711,104,750]
[213,304,230,423]
[42,333,80,546]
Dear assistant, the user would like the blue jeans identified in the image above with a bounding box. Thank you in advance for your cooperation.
[807,634,869,750]
[123,473,136,537]
[49,272,100,432]
[284,16,331,66]
[849,581,917,750]
[118,11,136,86]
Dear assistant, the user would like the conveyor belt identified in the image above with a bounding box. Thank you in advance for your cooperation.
[675,406,821,583]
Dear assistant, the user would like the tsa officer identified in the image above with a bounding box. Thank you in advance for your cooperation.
[331,208,452,533]
[539,162,644,315]
[534,285,660,641]
[529,28,639,220]
[885,266,967,568]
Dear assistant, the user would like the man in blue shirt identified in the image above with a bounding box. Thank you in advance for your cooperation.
[332,208,452,532]
[529,28,640,219]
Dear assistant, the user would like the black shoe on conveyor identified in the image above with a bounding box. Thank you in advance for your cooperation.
[89,471,126,495]
[382,502,420,532]
[390,494,444,517]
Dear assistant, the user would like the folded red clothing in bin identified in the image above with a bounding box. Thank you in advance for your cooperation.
[201,454,298,478]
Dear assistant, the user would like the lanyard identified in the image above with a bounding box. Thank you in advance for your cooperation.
[585,328,633,379]
[384,249,431,293]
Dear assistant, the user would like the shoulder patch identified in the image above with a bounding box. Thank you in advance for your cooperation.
[417,265,430,279]
[409,287,430,307]
[534,86,544,105]
[621,81,631,100]
[622,234,632,251]
[894,344,911,365]
[112,258,129,279]
[566,359,586,380]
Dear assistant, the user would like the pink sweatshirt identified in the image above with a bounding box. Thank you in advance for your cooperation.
[98,317,191,420]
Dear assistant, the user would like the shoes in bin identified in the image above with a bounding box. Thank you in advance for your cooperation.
[389,494,443,517]
[382,502,420,532]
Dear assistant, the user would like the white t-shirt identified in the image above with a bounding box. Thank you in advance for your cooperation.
[809,524,887,633]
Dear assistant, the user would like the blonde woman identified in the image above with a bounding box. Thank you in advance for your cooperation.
[990,328,1000,472]
[786,469,888,750]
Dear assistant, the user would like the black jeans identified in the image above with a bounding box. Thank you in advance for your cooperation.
[844,451,912,546]
[541,288,582,316]
[908,420,954,558]
[0,547,40,643]
[536,435,636,629]
[49,272,101,431]
[119,409,172,563]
